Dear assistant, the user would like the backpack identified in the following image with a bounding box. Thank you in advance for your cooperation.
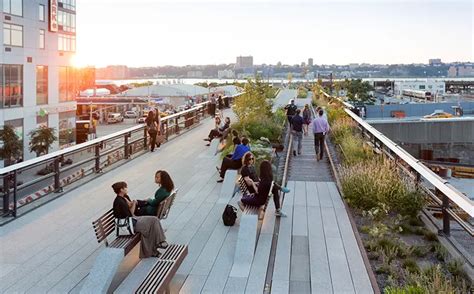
[222,205,237,226]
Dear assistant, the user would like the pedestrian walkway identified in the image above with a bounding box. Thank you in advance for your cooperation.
[270,109,374,293]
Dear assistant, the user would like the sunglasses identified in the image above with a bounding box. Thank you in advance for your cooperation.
[249,157,255,160]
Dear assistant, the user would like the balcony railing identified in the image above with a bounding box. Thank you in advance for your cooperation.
[0,100,235,221]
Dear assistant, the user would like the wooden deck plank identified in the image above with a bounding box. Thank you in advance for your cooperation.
[327,181,344,209]
[179,274,207,294]
[326,237,355,294]
[245,233,273,293]
[316,181,333,208]
[224,277,247,294]
[305,181,319,207]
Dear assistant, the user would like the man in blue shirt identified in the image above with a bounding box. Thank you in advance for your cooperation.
[217,137,250,182]
[291,109,304,156]
[312,109,330,161]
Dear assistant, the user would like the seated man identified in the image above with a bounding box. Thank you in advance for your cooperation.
[216,137,250,182]
[204,117,230,146]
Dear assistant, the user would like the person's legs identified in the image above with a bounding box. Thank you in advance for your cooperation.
[219,157,231,178]
[297,131,303,154]
[319,134,326,160]
[149,131,157,152]
[314,133,319,158]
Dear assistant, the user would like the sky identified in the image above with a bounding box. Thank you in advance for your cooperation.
[74,0,474,67]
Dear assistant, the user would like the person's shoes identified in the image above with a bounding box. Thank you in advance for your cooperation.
[158,241,168,249]
[281,186,291,193]
[298,152,301,155]
[275,209,287,217]
[217,178,224,183]
[316,156,320,161]
[203,138,210,141]
[238,200,245,211]
[293,150,297,156]
[205,143,210,146]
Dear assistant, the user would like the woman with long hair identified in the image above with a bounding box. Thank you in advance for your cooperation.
[135,170,174,216]
[111,181,167,258]
[238,160,287,217]
[146,111,158,152]
[302,104,311,136]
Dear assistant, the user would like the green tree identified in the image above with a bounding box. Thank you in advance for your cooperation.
[29,126,57,157]
[344,79,375,104]
[233,77,272,124]
[0,125,23,166]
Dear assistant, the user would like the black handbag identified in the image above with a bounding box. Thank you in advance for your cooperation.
[222,205,237,226]
[115,217,136,236]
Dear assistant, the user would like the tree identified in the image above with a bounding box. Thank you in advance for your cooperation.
[344,79,375,104]
[233,77,272,124]
[29,126,57,157]
[0,125,23,166]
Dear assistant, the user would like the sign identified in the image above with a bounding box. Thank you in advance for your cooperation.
[49,0,58,32]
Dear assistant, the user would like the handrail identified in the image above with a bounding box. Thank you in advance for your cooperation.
[0,102,210,175]
[344,108,474,217]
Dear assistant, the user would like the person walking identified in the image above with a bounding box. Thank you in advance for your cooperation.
[312,109,330,161]
[284,99,297,127]
[217,95,224,118]
[291,109,304,156]
[145,111,158,152]
[154,108,162,148]
[302,104,311,136]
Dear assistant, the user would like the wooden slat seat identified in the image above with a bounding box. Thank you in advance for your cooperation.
[135,260,175,294]
[156,189,178,220]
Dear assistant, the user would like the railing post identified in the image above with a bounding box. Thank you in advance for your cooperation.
[124,133,129,159]
[3,174,10,214]
[54,158,62,193]
[175,117,179,134]
[164,121,169,140]
[437,188,450,236]
[12,170,17,217]
[143,128,148,149]
[95,144,101,172]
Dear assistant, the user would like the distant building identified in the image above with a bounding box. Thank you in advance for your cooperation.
[187,71,203,78]
[1,0,77,165]
[308,58,314,67]
[447,65,474,77]
[217,69,235,79]
[301,62,306,67]
[394,80,445,96]
[96,65,129,79]
[429,58,442,66]
[235,56,253,69]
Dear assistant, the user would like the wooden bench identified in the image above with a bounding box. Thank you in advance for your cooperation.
[114,244,188,294]
[156,189,178,219]
[239,177,273,220]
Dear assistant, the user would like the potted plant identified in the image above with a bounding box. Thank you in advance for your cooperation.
[29,126,57,157]
[0,125,22,166]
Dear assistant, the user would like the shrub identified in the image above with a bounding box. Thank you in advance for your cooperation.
[408,216,424,227]
[391,190,425,218]
[423,230,439,242]
[433,244,448,261]
[331,117,356,145]
[383,285,425,294]
[446,259,466,278]
[327,107,346,125]
[340,135,374,165]
[411,245,430,258]
[402,259,420,273]
[341,159,407,210]
[232,116,284,142]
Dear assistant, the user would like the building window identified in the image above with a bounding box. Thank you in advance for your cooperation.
[36,66,48,105]
[58,111,75,148]
[58,34,76,52]
[39,4,45,21]
[3,118,24,164]
[58,10,76,32]
[39,29,45,49]
[37,115,48,128]
[0,64,23,108]
[3,0,22,16]
[59,0,75,11]
[59,66,75,102]
[3,23,23,47]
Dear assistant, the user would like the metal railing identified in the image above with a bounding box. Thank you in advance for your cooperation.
[0,100,231,220]
[319,92,473,236]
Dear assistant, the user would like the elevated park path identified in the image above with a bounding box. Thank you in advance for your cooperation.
[0,94,374,293]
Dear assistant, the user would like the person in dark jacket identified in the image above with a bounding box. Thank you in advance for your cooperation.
[238,160,287,217]
[284,99,297,126]
[145,111,158,152]
[111,181,167,258]
[204,117,230,145]
[134,170,174,216]
[291,109,304,156]
[302,104,311,136]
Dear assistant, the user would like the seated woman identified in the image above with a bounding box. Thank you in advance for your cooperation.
[135,170,174,216]
[204,117,230,145]
[238,159,288,217]
[223,130,241,158]
[111,181,168,258]
[217,137,250,182]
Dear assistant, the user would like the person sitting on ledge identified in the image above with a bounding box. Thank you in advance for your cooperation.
[204,117,230,146]
[216,137,250,182]
[238,160,287,217]
[134,170,174,216]
[111,181,168,258]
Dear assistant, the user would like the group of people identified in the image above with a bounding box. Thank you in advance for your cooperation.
[285,99,330,161]
[111,170,175,258]
[145,108,163,152]
[204,116,231,146]
[209,94,225,118]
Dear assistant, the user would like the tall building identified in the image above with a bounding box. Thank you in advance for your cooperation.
[447,65,474,77]
[235,56,253,69]
[1,0,77,166]
[429,58,442,66]
[308,58,313,67]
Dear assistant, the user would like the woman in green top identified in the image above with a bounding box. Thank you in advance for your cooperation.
[135,170,174,216]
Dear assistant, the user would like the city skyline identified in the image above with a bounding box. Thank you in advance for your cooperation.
[75,0,473,67]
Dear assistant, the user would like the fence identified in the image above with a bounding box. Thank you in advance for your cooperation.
[0,99,235,221]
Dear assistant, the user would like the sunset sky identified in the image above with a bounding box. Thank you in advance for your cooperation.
[75,0,473,67]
